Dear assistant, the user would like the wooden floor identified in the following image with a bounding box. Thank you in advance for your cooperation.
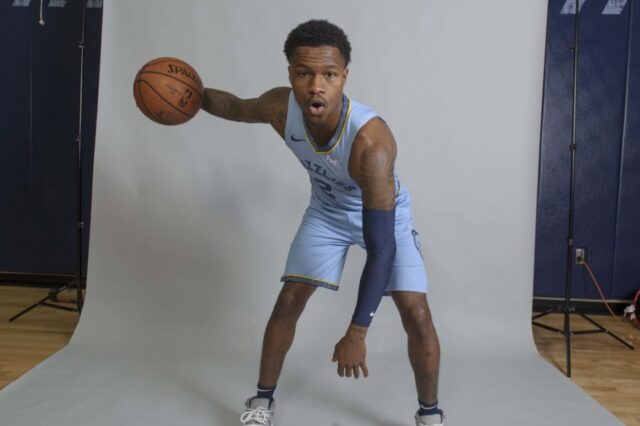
[533,310,640,425]
[1,286,639,425]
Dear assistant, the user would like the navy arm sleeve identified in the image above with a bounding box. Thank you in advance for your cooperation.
[351,207,397,327]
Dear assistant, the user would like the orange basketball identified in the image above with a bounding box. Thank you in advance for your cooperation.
[133,57,203,125]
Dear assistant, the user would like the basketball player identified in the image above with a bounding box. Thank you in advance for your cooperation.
[201,20,444,426]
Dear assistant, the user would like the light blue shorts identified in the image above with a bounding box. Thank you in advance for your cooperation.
[281,197,428,295]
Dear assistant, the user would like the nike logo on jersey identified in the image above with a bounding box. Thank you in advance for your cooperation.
[290,135,305,142]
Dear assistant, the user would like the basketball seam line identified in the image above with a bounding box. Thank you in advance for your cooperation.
[136,78,156,122]
[144,58,179,67]
[138,79,195,119]
[143,58,196,69]
[137,71,202,98]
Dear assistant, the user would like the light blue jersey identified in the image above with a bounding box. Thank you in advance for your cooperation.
[281,91,428,294]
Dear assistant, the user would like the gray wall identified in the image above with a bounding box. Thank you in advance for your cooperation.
[72,0,547,356]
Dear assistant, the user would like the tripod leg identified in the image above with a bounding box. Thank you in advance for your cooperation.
[8,286,74,322]
[532,306,559,320]
[577,312,635,350]
[564,306,572,377]
[9,293,52,322]
[72,279,85,313]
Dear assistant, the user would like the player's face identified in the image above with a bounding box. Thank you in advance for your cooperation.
[288,46,348,128]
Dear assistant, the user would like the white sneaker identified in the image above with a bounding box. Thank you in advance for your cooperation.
[415,409,445,426]
[240,397,275,426]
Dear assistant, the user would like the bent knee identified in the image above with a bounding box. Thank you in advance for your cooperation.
[272,282,315,320]
[400,304,435,334]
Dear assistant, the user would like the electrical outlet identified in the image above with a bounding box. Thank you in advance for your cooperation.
[575,248,587,265]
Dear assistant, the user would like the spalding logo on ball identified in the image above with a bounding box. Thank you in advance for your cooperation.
[133,57,203,125]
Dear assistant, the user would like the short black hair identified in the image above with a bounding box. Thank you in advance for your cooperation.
[284,20,351,66]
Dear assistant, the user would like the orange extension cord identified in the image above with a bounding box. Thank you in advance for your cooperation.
[581,260,636,345]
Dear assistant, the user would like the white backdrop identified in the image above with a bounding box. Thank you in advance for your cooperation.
[0,1,623,425]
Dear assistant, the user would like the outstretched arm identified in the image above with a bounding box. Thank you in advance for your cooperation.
[201,86,290,138]
[331,117,398,379]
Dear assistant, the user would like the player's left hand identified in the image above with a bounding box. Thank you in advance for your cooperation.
[331,325,369,379]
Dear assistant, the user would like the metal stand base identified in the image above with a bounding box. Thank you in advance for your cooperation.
[9,281,84,322]
[533,304,634,377]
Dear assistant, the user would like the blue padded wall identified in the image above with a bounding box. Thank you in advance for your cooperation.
[31,1,84,275]
[0,1,102,277]
[0,2,35,272]
[535,1,576,297]
[612,0,640,299]
[535,0,639,300]
[573,0,630,298]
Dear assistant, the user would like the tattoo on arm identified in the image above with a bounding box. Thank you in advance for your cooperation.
[201,88,253,121]
[256,87,290,138]
[350,118,397,210]
[201,87,290,138]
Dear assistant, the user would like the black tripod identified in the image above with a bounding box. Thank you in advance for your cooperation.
[9,3,88,322]
[532,0,634,377]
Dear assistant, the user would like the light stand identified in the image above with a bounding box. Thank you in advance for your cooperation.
[532,0,634,377]
[10,2,87,321]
